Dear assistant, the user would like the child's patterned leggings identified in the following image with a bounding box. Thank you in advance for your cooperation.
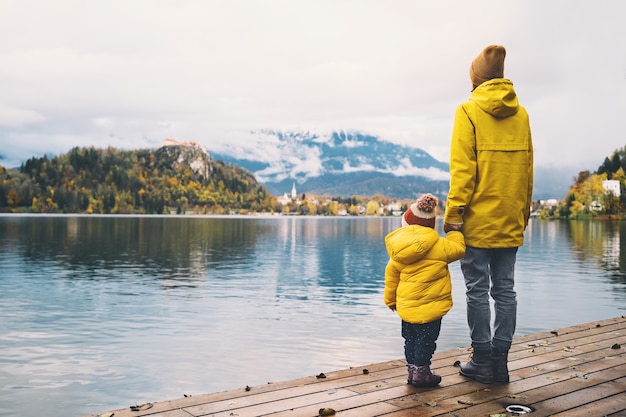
[401,318,442,366]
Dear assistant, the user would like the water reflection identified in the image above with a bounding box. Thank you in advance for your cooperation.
[564,220,626,284]
[2,215,624,312]
[272,218,393,299]
[2,215,268,288]
[521,219,626,285]
[1,215,396,297]
[514,219,626,336]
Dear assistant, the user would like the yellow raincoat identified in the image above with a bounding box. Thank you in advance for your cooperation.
[384,226,465,324]
[444,78,533,248]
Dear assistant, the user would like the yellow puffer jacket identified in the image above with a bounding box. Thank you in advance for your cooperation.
[444,78,533,248]
[384,226,465,324]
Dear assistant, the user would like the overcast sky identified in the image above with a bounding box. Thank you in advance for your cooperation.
[1,0,624,172]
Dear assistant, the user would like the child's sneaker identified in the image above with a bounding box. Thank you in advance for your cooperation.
[409,365,441,387]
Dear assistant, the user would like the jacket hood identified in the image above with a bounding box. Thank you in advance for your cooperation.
[470,78,519,118]
[384,226,439,265]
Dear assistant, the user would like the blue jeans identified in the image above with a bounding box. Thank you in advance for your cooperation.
[402,318,442,366]
[461,246,518,352]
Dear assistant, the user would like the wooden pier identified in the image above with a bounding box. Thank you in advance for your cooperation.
[86,316,626,417]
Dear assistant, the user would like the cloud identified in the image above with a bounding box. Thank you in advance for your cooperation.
[0,0,624,173]
[0,103,45,127]
[390,158,450,181]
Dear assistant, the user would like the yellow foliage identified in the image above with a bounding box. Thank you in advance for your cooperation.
[570,200,585,218]
[366,200,380,215]
[7,189,19,207]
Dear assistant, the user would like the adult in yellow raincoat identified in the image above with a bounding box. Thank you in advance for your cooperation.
[443,45,533,385]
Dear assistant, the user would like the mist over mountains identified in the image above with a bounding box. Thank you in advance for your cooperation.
[208,130,570,200]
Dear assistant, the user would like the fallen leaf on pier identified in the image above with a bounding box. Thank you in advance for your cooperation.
[318,407,336,416]
[129,403,153,412]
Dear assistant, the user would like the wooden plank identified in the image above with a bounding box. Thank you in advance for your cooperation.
[309,401,401,417]
[183,387,357,416]
[529,380,626,417]
[552,398,625,417]
[548,379,626,417]
[427,358,626,417]
[259,387,411,417]
[98,363,399,417]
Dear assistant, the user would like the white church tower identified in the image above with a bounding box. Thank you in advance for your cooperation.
[291,182,297,199]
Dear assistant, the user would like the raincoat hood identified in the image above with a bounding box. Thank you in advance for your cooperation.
[385,225,439,265]
[470,78,519,119]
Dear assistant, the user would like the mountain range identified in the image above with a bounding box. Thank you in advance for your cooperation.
[207,130,570,201]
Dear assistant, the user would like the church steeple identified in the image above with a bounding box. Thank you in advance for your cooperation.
[291,182,297,199]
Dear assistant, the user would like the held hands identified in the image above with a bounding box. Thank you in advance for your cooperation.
[389,305,396,312]
[443,222,462,233]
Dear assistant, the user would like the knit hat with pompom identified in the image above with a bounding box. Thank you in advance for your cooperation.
[402,193,438,228]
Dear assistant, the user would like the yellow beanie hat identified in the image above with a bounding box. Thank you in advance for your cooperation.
[470,45,506,88]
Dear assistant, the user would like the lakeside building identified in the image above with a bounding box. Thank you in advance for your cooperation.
[603,180,621,197]
[590,180,621,211]
[277,182,300,206]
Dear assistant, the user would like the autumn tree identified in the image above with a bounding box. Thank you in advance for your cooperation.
[366,200,380,215]
[7,189,19,210]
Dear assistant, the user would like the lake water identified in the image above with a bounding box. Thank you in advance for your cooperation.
[0,215,624,417]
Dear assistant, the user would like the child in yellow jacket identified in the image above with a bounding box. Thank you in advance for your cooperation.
[384,193,465,387]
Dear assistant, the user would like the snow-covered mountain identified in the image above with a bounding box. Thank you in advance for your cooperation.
[208,130,450,199]
[206,130,570,200]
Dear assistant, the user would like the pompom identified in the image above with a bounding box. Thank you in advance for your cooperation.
[416,193,438,213]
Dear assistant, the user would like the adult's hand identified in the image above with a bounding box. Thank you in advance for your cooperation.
[444,222,462,233]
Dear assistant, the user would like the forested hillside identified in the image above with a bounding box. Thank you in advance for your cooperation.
[0,146,278,214]
[556,145,626,218]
